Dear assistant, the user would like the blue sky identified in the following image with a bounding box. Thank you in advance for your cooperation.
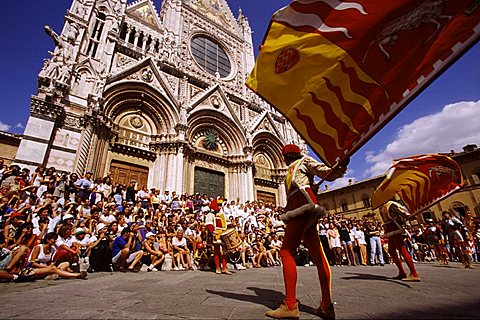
[0,0,479,188]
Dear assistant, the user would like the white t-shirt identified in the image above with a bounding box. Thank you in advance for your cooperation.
[100,214,116,224]
[56,235,74,248]
[354,230,367,245]
[172,236,187,248]
[184,228,194,238]
[138,190,150,202]
[73,235,91,246]
[271,239,282,249]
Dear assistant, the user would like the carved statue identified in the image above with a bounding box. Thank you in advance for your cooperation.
[75,0,88,19]
[39,26,74,84]
[179,105,188,125]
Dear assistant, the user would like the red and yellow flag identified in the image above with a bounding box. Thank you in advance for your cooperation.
[371,154,464,213]
[246,0,480,167]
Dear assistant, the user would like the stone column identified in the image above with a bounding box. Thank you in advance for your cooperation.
[133,31,140,47]
[125,25,132,42]
[155,152,168,191]
[75,119,95,175]
[142,33,148,53]
[165,151,177,192]
[278,183,286,207]
[246,165,254,201]
[175,145,184,194]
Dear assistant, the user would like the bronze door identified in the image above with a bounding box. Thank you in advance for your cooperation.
[110,160,149,187]
[194,167,224,198]
[256,190,276,205]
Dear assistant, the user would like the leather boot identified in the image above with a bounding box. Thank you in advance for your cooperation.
[118,254,127,273]
[266,301,300,319]
[315,303,335,320]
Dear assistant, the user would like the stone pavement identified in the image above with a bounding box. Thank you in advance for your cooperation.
[0,262,478,319]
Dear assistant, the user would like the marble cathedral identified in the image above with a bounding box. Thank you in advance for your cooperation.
[13,0,305,205]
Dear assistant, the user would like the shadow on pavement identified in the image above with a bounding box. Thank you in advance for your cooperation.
[374,300,480,319]
[205,287,318,316]
[340,272,412,288]
[431,265,460,269]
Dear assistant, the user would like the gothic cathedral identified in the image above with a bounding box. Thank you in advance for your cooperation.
[13,0,305,205]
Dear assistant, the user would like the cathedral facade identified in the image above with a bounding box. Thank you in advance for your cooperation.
[13,0,305,205]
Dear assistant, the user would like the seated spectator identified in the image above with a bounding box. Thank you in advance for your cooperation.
[88,223,112,272]
[27,232,87,279]
[112,227,143,272]
[172,228,193,271]
[53,224,78,268]
[99,204,116,226]
[142,232,164,271]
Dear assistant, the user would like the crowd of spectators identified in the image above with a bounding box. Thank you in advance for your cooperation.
[0,161,478,282]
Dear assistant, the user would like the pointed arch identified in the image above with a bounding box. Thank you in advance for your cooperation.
[103,81,179,136]
[252,131,285,169]
[187,109,246,155]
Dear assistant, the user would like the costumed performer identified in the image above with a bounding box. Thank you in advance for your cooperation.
[266,144,347,320]
[380,200,421,281]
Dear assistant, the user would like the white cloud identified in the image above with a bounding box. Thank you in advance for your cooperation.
[364,100,480,177]
[14,123,24,129]
[0,120,12,132]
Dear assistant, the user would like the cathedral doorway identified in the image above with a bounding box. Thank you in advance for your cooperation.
[110,160,149,187]
[194,167,224,198]
[256,190,276,205]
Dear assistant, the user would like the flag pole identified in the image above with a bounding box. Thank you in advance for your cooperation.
[405,186,462,221]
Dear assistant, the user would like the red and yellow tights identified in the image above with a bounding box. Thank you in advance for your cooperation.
[388,234,418,277]
[280,214,332,310]
[213,244,227,271]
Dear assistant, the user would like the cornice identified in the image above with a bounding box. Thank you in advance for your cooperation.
[111,143,157,161]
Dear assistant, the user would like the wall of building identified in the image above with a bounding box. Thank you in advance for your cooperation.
[317,146,480,222]
[0,132,21,165]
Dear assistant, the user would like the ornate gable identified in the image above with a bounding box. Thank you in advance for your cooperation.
[105,57,178,108]
[184,0,237,33]
[251,111,285,142]
[187,83,242,129]
[126,0,162,30]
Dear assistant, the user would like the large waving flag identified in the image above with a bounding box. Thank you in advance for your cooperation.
[371,154,464,214]
[246,0,480,167]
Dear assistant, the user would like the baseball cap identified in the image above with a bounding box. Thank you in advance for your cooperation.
[75,227,86,235]
[145,232,155,239]
[97,223,106,232]
[63,213,74,220]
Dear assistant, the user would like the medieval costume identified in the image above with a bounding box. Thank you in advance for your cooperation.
[266,144,346,320]
[380,200,420,281]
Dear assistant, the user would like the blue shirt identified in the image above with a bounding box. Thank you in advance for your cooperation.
[112,235,128,257]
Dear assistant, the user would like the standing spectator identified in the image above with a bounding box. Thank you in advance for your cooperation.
[125,180,137,203]
[339,221,356,266]
[151,189,161,212]
[160,190,172,210]
[137,185,151,209]
[327,224,342,266]
[30,166,45,187]
[75,171,94,202]
[366,220,385,266]
[66,173,79,201]
[354,223,368,265]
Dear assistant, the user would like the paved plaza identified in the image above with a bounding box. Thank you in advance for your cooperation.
[1,262,478,319]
